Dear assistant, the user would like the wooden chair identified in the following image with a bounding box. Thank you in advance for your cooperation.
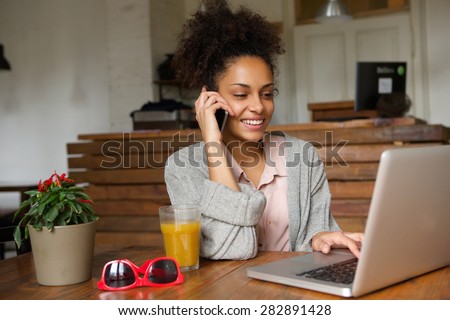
[0,225,31,259]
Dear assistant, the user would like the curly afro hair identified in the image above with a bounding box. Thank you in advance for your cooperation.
[172,0,285,90]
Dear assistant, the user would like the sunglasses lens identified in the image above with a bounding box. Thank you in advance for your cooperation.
[148,259,179,284]
[104,262,136,288]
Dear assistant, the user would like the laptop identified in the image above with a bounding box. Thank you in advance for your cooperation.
[246,145,450,297]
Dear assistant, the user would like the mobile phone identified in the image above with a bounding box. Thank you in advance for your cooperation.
[215,109,229,132]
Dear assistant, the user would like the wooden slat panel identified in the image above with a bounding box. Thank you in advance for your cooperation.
[325,162,379,181]
[68,152,169,169]
[94,200,170,216]
[317,142,442,164]
[95,231,164,247]
[70,121,447,145]
[308,100,354,111]
[66,121,449,248]
[67,142,107,155]
[78,129,202,141]
[96,216,161,232]
[329,181,374,199]
[86,185,168,200]
[334,217,367,233]
[330,199,371,216]
[69,141,444,169]
[312,109,377,121]
[286,125,450,146]
[69,168,165,184]
[67,137,198,155]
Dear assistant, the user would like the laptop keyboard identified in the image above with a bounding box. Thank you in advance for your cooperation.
[296,258,358,285]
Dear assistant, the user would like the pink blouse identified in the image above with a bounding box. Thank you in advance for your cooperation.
[226,135,289,251]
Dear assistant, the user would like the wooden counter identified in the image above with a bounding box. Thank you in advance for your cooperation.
[67,118,450,246]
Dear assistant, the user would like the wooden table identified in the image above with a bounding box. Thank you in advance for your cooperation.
[0,244,448,300]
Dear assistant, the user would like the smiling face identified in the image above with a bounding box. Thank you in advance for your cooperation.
[217,56,276,145]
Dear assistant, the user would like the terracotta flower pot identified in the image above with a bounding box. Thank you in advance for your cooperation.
[28,219,97,286]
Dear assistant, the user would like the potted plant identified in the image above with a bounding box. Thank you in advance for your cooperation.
[13,172,99,286]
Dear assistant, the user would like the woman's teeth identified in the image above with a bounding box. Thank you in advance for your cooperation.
[241,119,263,125]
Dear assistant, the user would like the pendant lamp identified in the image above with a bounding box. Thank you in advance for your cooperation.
[316,0,352,23]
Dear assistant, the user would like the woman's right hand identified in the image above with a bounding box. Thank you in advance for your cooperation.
[312,231,364,258]
[195,87,239,191]
[194,86,234,143]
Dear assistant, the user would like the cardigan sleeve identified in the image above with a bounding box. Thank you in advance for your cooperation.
[296,141,340,252]
[282,136,340,253]
[164,144,266,260]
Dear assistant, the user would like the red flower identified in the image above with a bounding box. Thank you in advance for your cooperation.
[38,172,76,194]
[60,173,74,183]
[38,179,47,193]
[54,173,62,187]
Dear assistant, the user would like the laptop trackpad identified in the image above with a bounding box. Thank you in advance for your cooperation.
[252,250,355,277]
[292,250,354,272]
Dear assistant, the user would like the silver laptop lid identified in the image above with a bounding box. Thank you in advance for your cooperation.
[352,145,450,296]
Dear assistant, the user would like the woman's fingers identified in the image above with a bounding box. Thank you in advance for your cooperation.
[195,88,234,116]
[194,87,233,142]
[344,232,364,245]
[312,231,363,258]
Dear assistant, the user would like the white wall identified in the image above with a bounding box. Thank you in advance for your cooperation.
[149,0,187,103]
[424,0,450,125]
[105,0,154,131]
[0,0,449,188]
[0,0,110,182]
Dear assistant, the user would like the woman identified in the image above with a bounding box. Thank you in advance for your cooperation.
[165,0,363,260]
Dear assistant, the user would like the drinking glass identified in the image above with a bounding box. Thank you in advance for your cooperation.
[159,205,201,271]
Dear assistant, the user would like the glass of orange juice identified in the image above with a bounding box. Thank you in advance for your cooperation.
[159,205,201,271]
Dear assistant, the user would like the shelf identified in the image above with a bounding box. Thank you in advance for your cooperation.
[307,100,378,121]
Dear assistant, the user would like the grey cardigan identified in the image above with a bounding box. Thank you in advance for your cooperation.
[164,132,340,260]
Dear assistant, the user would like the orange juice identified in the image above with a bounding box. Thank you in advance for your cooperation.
[160,221,200,270]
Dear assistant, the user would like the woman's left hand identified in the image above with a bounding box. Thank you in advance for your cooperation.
[311,231,364,258]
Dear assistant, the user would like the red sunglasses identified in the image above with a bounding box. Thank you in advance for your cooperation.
[97,257,184,291]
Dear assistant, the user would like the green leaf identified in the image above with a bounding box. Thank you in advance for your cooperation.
[34,221,43,231]
[51,186,62,193]
[39,191,52,203]
[66,193,75,200]
[60,208,70,218]
[13,198,33,220]
[27,205,38,217]
[24,226,29,241]
[38,202,47,215]
[48,222,54,230]
[79,212,89,223]
[67,202,77,214]
[79,202,94,214]
[55,202,62,211]
[43,193,58,207]
[24,190,39,196]
[14,226,22,249]
[44,205,59,222]
[74,191,90,199]
[74,202,82,214]
[55,215,66,226]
